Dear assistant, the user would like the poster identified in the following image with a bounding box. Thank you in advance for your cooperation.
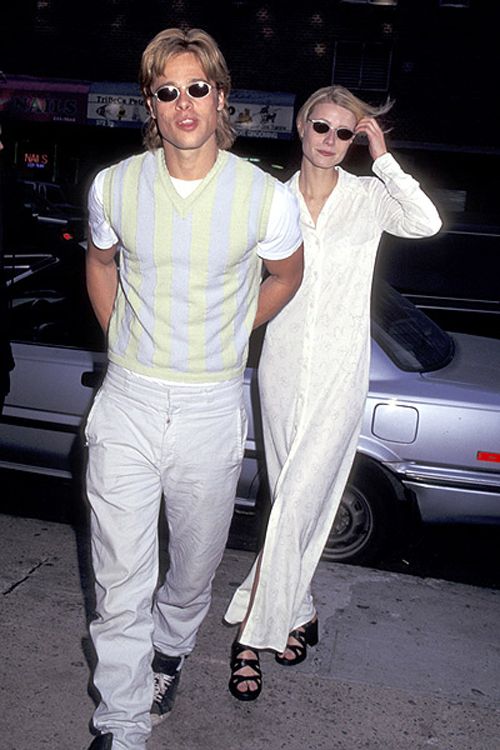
[228,90,295,140]
[87,82,148,128]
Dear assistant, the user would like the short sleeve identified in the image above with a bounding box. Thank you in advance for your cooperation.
[88,169,119,249]
[257,181,302,261]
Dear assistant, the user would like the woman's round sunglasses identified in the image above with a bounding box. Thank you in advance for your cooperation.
[307,118,355,141]
[152,81,213,103]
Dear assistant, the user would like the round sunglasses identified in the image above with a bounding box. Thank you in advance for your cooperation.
[307,118,355,141]
[152,81,213,103]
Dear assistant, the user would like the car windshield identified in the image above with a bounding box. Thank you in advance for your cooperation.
[371,281,454,372]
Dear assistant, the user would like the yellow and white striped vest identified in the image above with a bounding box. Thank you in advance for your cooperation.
[102,148,275,382]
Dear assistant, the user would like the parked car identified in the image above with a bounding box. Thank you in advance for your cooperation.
[17,179,86,242]
[1,247,500,564]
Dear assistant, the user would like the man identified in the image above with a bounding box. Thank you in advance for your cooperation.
[84,27,303,750]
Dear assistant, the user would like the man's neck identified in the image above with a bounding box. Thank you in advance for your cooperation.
[162,142,219,180]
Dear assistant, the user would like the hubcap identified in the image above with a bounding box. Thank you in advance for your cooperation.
[323,485,374,561]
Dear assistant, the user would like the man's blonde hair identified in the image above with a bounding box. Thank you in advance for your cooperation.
[140,27,235,151]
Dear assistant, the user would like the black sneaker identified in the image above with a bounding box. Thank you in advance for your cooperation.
[87,733,113,750]
[150,650,183,725]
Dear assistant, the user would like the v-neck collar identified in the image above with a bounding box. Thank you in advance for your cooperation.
[156,149,228,216]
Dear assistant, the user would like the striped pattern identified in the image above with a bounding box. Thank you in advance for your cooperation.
[102,149,275,382]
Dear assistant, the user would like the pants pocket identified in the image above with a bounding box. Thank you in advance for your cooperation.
[83,387,105,446]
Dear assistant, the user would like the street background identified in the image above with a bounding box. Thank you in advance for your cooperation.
[1,3,500,748]
[2,470,499,591]
[1,512,499,750]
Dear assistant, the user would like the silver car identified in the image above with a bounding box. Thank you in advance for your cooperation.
[1,247,500,564]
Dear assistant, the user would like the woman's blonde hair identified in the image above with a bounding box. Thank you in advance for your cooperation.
[296,84,393,136]
[140,27,235,151]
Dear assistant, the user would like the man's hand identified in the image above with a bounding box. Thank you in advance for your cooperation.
[86,231,119,334]
[253,244,304,329]
[355,117,387,161]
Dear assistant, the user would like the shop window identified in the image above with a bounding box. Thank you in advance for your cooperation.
[332,40,393,91]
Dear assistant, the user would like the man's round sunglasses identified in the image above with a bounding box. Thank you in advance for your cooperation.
[307,118,355,141]
[152,81,213,103]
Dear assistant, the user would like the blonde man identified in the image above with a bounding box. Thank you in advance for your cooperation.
[85,28,303,750]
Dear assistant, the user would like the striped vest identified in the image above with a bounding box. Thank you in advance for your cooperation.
[102,149,276,382]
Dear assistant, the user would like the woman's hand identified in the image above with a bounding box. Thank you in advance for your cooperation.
[355,117,387,161]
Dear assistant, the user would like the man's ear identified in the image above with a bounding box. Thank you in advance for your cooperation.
[216,89,225,112]
[147,97,156,119]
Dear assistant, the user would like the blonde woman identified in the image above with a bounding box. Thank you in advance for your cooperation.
[225,85,442,700]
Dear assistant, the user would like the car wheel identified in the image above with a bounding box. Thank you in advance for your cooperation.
[322,460,398,565]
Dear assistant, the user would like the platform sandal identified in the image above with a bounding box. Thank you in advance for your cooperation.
[275,617,319,666]
[228,640,262,701]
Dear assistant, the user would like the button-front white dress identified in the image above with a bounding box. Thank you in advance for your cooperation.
[224,153,442,652]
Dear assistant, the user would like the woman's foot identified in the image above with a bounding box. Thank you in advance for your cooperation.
[228,640,262,701]
[275,616,319,666]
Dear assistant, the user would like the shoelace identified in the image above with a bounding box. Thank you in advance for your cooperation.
[153,672,176,703]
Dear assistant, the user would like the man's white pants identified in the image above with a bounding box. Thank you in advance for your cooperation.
[85,363,247,750]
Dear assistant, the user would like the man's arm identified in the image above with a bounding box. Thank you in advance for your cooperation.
[253,244,304,329]
[86,231,119,334]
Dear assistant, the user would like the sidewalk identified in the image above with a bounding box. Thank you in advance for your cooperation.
[1,513,499,750]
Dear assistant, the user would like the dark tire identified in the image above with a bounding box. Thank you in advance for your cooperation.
[322,460,400,565]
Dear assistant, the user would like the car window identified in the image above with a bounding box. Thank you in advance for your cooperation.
[7,249,105,352]
[371,281,454,372]
[377,229,500,300]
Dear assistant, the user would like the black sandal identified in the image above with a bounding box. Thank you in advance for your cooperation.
[275,617,319,666]
[228,640,262,701]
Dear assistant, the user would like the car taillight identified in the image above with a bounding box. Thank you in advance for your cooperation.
[62,231,73,241]
[477,451,500,463]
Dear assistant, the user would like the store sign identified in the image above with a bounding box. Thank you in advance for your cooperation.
[0,76,89,124]
[87,83,148,128]
[22,149,51,171]
[0,76,297,141]
[16,139,56,179]
[228,90,296,140]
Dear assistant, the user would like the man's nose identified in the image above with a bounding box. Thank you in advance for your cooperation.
[177,89,193,108]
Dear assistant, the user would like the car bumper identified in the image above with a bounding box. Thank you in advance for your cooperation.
[386,461,500,523]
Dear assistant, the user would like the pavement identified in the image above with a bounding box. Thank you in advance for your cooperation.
[1,512,499,750]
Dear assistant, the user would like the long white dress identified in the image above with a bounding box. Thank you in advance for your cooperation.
[224,153,442,652]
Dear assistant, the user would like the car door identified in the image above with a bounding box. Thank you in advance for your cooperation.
[0,249,106,477]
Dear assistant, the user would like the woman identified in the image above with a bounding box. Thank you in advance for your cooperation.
[224,85,442,700]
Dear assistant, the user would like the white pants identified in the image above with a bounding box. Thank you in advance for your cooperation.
[85,364,247,750]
